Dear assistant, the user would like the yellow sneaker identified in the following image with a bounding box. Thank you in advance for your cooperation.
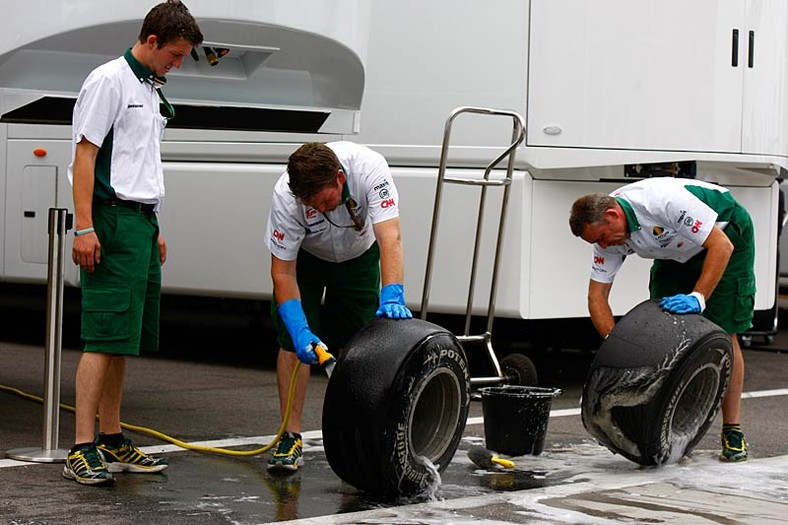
[720,427,748,462]
[267,432,303,472]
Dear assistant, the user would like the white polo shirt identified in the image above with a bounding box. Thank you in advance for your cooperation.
[265,142,400,262]
[68,49,168,207]
[591,178,737,283]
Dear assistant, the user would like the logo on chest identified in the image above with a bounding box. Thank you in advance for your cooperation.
[652,226,667,237]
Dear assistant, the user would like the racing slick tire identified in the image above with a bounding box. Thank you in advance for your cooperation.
[581,300,733,466]
[322,318,471,498]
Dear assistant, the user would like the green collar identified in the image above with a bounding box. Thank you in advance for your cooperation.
[124,48,174,119]
[615,196,641,232]
[124,48,159,84]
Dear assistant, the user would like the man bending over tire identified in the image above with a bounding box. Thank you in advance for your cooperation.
[264,142,412,471]
[569,177,754,463]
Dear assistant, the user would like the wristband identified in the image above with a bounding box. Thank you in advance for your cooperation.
[74,227,95,236]
[689,291,706,312]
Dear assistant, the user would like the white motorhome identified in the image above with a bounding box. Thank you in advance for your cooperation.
[1,1,784,341]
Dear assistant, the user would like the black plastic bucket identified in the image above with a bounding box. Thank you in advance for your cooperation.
[480,385,562,456]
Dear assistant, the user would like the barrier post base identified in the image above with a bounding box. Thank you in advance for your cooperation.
[6,447,67,463]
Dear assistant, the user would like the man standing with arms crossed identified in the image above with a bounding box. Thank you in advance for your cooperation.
[65,1,203,485]
[265,141,412,471]
[569,177,755,462]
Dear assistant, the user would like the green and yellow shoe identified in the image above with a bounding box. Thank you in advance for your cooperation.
[63,443,115,486]
[96,436,169,473]
[267,432,303,472]
[720,425,748,462]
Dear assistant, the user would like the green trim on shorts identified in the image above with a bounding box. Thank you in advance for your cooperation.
[649,204,755,334]
[271,243,381,352]
[81,204,161,356]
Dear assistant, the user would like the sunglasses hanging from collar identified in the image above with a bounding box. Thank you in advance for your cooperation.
[322,196,363,231]
[146,75,175,120]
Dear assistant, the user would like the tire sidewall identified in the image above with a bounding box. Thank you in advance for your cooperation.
[652,334,732,463]
[581,301,734,466]
[385,333,470,496]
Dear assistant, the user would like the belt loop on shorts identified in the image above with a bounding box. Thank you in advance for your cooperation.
[98,198,156,213]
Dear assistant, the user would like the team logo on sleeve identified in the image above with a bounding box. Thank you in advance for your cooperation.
[375,180,392,202]
[270,228,287,251]
[677,210,702,234]
[677,210,693,226]
[679,211,694,228]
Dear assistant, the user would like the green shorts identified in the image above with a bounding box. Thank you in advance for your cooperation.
[649,203,756,334]
[271,243,381,352]
[81,203,161,356]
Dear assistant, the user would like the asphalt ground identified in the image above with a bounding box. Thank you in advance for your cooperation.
[1,287,788,524]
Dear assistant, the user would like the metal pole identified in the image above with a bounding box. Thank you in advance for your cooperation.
[7,208,70,462]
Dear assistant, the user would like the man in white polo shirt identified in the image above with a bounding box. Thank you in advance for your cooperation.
[569,177,756,463]
[66,0,202,486]
[264,141,412,471]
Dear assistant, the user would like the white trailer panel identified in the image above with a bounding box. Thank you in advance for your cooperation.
[0,0,783,326]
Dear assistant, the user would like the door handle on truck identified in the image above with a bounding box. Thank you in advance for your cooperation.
[731,29,739,67]
[748,30,755,68]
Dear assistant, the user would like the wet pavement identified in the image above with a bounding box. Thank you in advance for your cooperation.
[1,290,788,524]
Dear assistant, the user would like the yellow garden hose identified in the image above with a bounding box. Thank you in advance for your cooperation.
[0,361,303,457]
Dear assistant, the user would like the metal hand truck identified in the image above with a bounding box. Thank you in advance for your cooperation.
[420,106,536,388]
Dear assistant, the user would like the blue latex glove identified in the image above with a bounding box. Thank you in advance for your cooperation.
[278,299,321,364]
[376,283,413,319]
[659,293,703,314]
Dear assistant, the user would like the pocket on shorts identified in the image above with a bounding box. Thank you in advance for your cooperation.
[733,276,756,326]
[82,287,132,341]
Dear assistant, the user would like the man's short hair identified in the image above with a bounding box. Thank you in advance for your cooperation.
[569,193,617,236]
[139,0,204,47]
[287,143,341,201]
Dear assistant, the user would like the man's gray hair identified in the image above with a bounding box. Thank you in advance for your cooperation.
[569,193,617,236]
